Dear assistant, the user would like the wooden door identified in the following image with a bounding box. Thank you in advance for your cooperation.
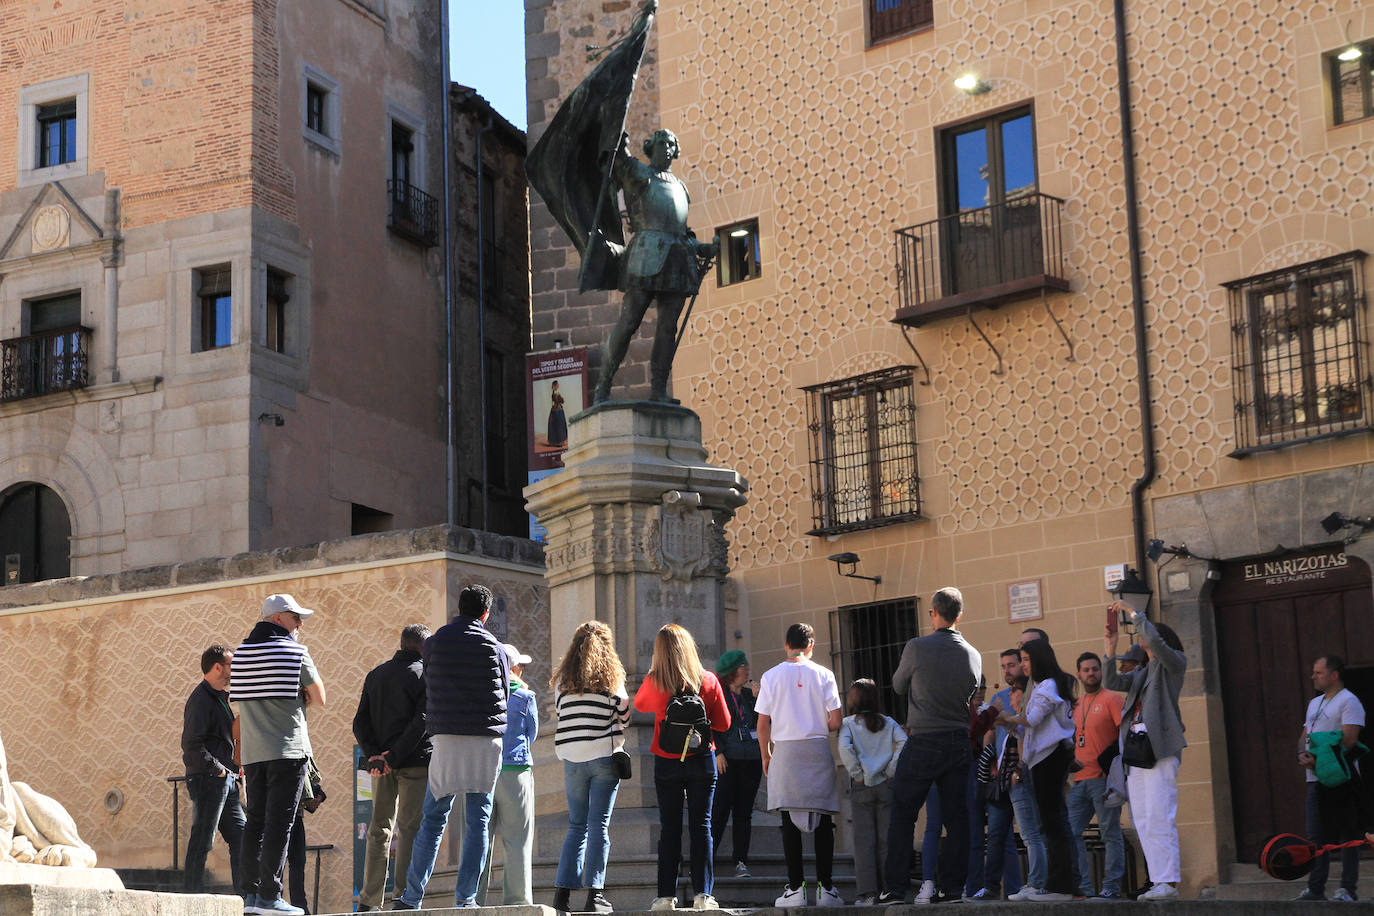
[1213,547,1374,861]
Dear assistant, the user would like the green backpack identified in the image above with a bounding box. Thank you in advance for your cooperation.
[1307,730,1369,788]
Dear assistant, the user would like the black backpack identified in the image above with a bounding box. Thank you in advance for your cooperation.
[658,688,711,758]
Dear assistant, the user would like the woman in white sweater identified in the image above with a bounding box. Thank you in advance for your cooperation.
[997,638,1077,903]
[550,621,632,914]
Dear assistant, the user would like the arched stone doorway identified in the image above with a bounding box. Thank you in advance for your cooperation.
[0,482,72,584]
[1213,545,1374,861]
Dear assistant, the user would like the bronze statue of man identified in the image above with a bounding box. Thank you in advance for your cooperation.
[595,128,715,403]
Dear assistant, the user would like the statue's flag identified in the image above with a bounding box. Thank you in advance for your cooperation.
[525,0,655,293]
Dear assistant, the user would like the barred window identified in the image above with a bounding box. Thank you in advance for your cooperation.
[1226,251,1370,455]
[804,367,921,536]
[828,597,919,725]
[869,0,933,45]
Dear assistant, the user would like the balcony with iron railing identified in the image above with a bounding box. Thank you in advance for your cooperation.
[892,192,1069,326]
[387,179,439,247]
[1,326,91,402]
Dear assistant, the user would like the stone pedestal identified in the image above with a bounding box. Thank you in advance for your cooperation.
[524,401,748,678]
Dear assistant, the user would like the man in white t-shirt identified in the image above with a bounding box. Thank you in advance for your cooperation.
[755,623,843,908]
[1296,654,1367,902]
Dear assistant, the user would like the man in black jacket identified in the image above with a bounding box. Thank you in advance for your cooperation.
[392,585,509,910]
[182,644,245,894]
[353,624,432,911]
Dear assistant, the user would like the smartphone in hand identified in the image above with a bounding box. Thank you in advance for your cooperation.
[1106,604,1119,637]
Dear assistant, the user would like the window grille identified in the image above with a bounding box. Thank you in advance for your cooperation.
[804,367,921,535]
[1225,251,1370,454]
[869,0,933,44]
[828,597,919,725]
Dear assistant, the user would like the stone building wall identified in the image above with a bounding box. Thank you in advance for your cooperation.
[529,0,1374,896]
[0,525,547,916]
[450,85,534,537]
[0,0,453,576]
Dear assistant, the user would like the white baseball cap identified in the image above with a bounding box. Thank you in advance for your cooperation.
[261,593,316,619]
[503,643,532,666]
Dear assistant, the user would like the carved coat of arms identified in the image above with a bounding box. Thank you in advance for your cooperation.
[650,493,711,582]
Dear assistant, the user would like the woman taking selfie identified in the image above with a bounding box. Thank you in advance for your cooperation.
[1104,601,1188,901]
[550,621,632,914]
[634,624,731,910]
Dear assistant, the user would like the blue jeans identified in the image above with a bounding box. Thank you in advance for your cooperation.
[241,758,306,903]
[1067,776,1123,894]
[183,772,245,893]
[920,786,941,882]
[1009,779,1046,889]
[398,788,495,906]
[983,797,1022,897]
[556,757,621,890]
[654,753,717,899]
[884,730,970,899]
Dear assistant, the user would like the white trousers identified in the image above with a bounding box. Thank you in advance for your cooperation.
[1126,754,1181,884]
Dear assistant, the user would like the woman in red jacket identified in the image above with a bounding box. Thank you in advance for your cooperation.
[634,624,731,911]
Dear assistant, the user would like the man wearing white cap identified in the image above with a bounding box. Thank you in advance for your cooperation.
[232,593,326,916]
[477,643,539,905]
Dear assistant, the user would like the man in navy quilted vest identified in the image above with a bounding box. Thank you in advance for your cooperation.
[392,584,510,910]
[232,593,326,916]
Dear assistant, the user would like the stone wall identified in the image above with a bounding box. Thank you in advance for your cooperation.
[450,86,534,538]
[0,525,546,916]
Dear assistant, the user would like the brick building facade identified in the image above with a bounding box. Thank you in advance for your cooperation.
[0,0,450,577]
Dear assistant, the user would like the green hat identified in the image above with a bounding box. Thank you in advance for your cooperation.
[716,649,748,677]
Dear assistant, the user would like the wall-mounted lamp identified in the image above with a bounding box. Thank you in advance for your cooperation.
[258,412,285,427]
[1108,566,1152,620]
[826,552,881,585]
[954,73,992,95]
[1321,511,1374,537]
[1145,538,1218,562]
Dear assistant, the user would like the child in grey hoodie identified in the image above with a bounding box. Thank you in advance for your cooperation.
[838,679,908,905]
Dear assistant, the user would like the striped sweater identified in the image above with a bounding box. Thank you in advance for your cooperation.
[554,690,631,763]
[231,622,308,702]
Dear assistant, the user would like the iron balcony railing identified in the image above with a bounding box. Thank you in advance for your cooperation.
[1,325,91,402]
[893,191,1069,325]
[387,179,439,247]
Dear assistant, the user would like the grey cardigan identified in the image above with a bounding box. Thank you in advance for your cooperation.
[1103,616,1187,761]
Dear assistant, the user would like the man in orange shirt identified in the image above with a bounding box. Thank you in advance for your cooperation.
[1067,652,1125,899]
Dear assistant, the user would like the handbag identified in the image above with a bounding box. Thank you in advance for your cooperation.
[1121,703,1156,769]
[611,747,633,780]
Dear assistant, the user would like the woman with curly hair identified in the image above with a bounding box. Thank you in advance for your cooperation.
[550,621,632,914]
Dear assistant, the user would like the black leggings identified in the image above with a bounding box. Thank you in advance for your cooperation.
[781,811,834,889]
[1031,743,1074,895]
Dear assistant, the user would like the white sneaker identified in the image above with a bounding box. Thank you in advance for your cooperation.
[776,885,808,908]
[651,897,678,910]
[1025,891,1074,902]
[1139,883,1180,901]
[854,894,877,907]
[915,879,936,904]
[817,885,845,907]
[1007,885,1041,901]
[1332,888,1358,902]
[693,894,719,910]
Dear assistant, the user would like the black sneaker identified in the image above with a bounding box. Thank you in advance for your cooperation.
[931,890,964,904]
[876,891,905,906]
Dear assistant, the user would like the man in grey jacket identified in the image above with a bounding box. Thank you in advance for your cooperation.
[878,587,981,906]
[1104,602,1187,901]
